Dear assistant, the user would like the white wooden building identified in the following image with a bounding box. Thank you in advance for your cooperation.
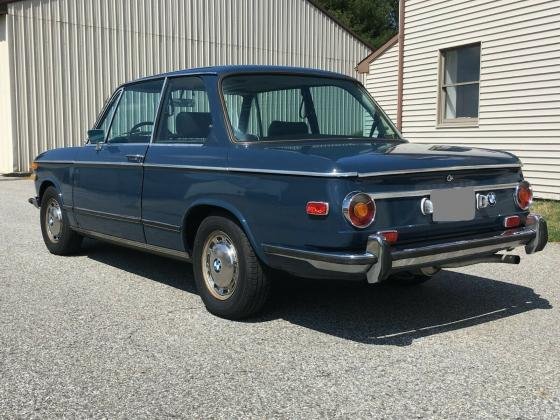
[358,0,560,200]
[0,0,371,173]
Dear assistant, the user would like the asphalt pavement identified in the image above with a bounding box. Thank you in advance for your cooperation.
[1,178,559,419]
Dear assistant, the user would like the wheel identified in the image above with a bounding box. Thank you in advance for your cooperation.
[40,187,83,255]
[388,268,438,286]
[192,215,271,319]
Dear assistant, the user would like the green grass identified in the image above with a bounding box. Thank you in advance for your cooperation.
[532,200,560,242]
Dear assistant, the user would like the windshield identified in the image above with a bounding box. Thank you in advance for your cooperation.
[221,74,401,142]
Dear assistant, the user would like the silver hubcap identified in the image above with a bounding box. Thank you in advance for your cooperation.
[45,198,63,243]
[202,231,239,300]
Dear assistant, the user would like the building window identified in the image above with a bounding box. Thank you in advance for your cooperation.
[438,43,480,126]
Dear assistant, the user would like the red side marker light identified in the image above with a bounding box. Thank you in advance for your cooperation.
[503,215,521,229]
[379,230,399,244]
[306,201,329,216]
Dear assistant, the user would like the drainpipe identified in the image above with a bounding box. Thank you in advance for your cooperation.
[396,0,405,131]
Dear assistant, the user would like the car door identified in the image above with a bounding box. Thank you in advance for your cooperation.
[142,75,228,251]
[73,78,165,242]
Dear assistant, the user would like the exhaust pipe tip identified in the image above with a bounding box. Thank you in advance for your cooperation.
[501,254,521,264]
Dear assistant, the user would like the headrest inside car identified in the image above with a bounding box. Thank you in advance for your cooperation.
[268,121,309,138]
[176,112,212,139]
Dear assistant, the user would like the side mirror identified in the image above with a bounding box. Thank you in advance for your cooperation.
[87,129,105,144]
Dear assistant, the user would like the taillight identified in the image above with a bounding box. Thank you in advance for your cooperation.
[378,230,399,244]
[306,201,329,216]
[503,215,521,229]
[343,192,376,228]
[514,181,533,210]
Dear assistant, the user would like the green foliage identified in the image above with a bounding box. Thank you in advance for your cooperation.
[313,0,399,48]
[532,200,560,242]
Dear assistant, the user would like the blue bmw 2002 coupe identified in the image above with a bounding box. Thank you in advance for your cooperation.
[29,66,548,319]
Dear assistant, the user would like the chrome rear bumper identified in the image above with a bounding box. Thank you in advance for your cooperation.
[263,214,548,283]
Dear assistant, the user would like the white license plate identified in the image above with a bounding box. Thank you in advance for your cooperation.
[431,187,475,222]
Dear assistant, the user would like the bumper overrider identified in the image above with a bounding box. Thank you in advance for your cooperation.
[262,214,548,283]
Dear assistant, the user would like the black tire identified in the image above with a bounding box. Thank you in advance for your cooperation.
[388,271,434,286]
[193,215,271,319]
[40,186,83,255]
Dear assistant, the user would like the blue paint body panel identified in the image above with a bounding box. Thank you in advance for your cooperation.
[32,66,527,277]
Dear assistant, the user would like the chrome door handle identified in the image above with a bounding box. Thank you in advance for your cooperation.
[126,154,144,163]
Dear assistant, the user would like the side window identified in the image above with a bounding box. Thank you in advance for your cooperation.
[94,91,121,140]
[224,94,261,141]
[106,79,164,144]
[154,76,212,144]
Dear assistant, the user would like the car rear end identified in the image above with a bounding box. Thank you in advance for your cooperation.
[263,164,548,282]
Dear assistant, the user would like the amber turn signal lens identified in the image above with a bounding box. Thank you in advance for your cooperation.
[306,201,329,216]
[343,192,376,228]
[31,161,39,171]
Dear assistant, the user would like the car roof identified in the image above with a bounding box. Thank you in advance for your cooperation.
[125,65,357,86]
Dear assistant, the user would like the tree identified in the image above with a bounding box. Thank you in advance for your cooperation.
[313,0,399,48]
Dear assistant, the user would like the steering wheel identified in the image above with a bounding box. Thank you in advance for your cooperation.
[128,121,154,141]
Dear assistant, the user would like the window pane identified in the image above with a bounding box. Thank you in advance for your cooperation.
[258,88,308,138]
[444,83,479,119]
[222,74,400,141]
[444,44,480,84]
[107,79,164,144]
[311,86,366,136]
[95,93,120,139]
[154,76,213,144]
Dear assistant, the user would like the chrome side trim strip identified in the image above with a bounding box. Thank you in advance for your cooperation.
[74,207,141,224]
[38,160,142,167]
[37,160,75,165]
[76,161,143,167]
[37,161,521,179]
[227,167,357,177]
[358,163,522,178]
[71,227,190,262]
[369,183,518,200]
[143,219,181,232]
[143,163,229,172]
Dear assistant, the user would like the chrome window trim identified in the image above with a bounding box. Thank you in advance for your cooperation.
[149,77,169,144]
[368,183,518,200]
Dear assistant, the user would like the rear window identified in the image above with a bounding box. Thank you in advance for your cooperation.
[222,74,400,142]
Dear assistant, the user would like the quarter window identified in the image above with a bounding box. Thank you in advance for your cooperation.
[106,79,164,144]
[438,43,480,126]
[154,76,213,144]
[94,91,121,140]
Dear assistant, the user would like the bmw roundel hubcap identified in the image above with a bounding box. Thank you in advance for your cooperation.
[45,198,63,243]
[202,231,239,300]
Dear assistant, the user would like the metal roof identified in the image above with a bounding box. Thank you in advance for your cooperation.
[0,0,374,49]
[129,65,357,84]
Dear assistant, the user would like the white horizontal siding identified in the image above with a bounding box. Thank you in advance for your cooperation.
[365,41,399,122]
[3,0,370,172]
[401,0,560,200]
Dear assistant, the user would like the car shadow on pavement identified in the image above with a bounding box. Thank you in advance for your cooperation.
[83,240,551,347]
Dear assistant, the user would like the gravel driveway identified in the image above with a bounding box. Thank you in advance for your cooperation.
[1,178,559,419]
